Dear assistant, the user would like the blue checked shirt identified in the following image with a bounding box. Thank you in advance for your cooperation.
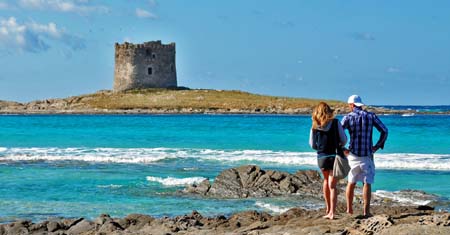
[341,107,388,157]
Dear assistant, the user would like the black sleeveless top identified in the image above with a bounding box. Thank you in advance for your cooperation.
[312,119,339,157]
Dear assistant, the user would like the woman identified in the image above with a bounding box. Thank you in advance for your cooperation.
[309,102,347,219]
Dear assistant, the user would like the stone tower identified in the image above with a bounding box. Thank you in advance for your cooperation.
[113,40,177,91]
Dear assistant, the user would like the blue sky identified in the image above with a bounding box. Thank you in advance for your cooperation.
[0,0,449,105]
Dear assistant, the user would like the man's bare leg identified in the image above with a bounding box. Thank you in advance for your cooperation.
[346,183,356,215]
[363,183,372,217]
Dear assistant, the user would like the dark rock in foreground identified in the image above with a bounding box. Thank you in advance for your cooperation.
[183,165,324,198]
[182,166,442,212]
[0,206,448,235]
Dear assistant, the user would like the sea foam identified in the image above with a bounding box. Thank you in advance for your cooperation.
[146,176,207,186]
[374,190,436,206]
[254,201,291,214]
[97,184,123,189]
[0,147,449,170]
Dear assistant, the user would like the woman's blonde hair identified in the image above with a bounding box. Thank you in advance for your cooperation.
[312,102,335,129]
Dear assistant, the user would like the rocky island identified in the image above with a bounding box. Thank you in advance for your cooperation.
[0,88,417,115]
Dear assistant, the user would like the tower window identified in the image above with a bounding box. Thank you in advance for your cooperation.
[152,53,156,59]
[148,67,153,75]
[146,49,151,56]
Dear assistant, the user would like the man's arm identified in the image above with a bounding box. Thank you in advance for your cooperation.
[372,114,388,151]
[340,115,351,155]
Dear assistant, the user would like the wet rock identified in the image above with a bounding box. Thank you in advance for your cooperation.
[46,221,61,232]
[185,165,323,198]
[417,205,434,211]
[97,221,124,234]
[66,219,95,234]
[116,214,155,230]
[61,218,84,230]
[94,214,113,225]
[183,179,211,195]
[28,221,48,233]
[4,220,31,235]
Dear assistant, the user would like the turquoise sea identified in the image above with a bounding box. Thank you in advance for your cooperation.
[0,113,449,222]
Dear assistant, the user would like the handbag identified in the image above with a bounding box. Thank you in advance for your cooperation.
[332,119,350,179]
[333,154,350,179]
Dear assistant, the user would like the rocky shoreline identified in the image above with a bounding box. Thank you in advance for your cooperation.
[1,206,449,235]
[0,104,431,115]
[1,89,442,115]
[0,107,437,115]
[1,165,448,234]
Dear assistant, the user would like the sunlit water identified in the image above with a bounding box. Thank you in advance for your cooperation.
[0,114,449,222]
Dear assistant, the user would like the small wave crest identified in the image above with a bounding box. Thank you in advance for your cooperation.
[146,176,207,186]
[254,201,291,214]
[0,147,449,170]
[97,184,123,189]
[374,190,438,205]
[373,153,450,170]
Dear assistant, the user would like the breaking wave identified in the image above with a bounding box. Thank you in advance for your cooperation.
[374,190,439,206]
[254,201,291,214]
[146,176,207,186]
[0,147,449,170]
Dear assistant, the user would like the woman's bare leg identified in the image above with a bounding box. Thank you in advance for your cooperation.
[327,173,338,219]
[321,169,331,216]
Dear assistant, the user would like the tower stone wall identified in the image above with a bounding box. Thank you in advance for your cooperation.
[114,41,177,91]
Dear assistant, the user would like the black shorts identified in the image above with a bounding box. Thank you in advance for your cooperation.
[318,156,335,170]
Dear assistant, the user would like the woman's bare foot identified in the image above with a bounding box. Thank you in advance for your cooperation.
[323,213,335,220]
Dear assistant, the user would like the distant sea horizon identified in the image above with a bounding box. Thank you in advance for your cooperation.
[373,105,450,113]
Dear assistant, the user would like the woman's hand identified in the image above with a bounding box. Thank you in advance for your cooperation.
[343,148,350,156]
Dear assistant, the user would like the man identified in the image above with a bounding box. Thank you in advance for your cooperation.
[341,95,388,217]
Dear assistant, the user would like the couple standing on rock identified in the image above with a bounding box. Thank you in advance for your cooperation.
[309,95,388,220]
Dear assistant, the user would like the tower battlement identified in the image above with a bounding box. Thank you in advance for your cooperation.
[114,41,176,50]
[113,41,177,91]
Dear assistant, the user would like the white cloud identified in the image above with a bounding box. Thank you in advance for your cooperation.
[353,32,375,41]
[123,37,133,43]
[148,0,158,7]
[386,67,401,73]
[18,0,108,14]
[0,1,10,9]
[0,16,85,53]
[136,8,157,19]
[29,21,62,38]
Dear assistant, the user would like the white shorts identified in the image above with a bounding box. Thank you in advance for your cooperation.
[347,153,375,184]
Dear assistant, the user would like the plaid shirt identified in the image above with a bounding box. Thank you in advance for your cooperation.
[341,107,388,157]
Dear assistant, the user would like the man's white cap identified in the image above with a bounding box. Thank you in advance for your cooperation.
[347,95,364,107]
